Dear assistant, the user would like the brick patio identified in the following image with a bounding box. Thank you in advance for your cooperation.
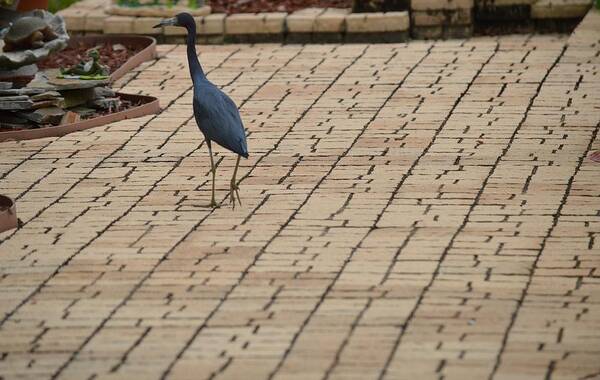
[1,9,599,380]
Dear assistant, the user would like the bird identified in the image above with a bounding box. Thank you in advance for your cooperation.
[154,13,248,209]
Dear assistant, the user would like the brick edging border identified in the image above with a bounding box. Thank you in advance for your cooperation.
[59,0,593,43]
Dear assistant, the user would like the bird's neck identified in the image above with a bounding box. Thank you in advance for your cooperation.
[185,22,205,81]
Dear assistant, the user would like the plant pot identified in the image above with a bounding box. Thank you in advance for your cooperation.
[17,0,48,11]
[0,195,17,233]
[0,35,160,142]
[0,93,160,142]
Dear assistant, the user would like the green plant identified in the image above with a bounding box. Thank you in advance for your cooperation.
[116,0,141,6]
[49,0,79,12]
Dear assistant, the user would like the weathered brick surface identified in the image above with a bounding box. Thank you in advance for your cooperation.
[412,9,472,26]
[56,7,87,31]
[225,12,286,35]
[133,16,163,35]
[0,19,599,379]
[103,15,135,34]
[532,0,593,18]
[346,12,410,32]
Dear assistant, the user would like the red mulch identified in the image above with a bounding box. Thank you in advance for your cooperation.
[38,42,139,74]
[210,0,352,14]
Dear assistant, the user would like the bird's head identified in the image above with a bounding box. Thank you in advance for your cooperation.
[153,12,195,29]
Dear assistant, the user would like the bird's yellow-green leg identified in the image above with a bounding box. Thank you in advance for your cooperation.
[207,141,218,208]
[229,155,242,209]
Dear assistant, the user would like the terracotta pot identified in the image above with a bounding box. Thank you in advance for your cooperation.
[0,93,160,142]
[17,0,48,11]
[0,35,159,142]
[0,195,17,233]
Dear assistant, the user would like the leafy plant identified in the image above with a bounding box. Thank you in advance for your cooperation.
[116,0,141,6]
[49,0,80,13]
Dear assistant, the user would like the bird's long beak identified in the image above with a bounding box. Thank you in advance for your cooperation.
[153,17,177,28]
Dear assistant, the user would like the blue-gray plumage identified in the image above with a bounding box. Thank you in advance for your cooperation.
[155,13,248,208]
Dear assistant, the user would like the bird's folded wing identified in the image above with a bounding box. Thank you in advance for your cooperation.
[193,88,248,157]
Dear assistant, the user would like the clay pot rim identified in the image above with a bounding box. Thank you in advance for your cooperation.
[0,194,17,234]
[0,93,160,142]
[0,194,14,210]
[0,35,159,142]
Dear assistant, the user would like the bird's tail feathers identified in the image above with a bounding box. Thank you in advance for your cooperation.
[239,137,249,159]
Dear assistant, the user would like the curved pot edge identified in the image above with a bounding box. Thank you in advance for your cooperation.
[0,195,17,234]
[68,35,157,83]
[0,93,160,142]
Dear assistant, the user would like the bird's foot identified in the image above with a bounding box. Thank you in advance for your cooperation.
[229,180,242,209]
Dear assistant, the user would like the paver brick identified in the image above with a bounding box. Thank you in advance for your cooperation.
[103,15,134,34]
[346,12,410,33]
[83,9,106,32]
[412,9,472,26]
[133,16,163,35]
[286,13,315,32]
[199,13,226,35]
[57,7,86,31]
[532,0,593,18]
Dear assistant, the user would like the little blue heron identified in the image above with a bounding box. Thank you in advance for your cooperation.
[154,13,249,208]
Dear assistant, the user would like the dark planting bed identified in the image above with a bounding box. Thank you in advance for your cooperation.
[38,41,138,76]
[41,35,157,83]
[210,0,352,13]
